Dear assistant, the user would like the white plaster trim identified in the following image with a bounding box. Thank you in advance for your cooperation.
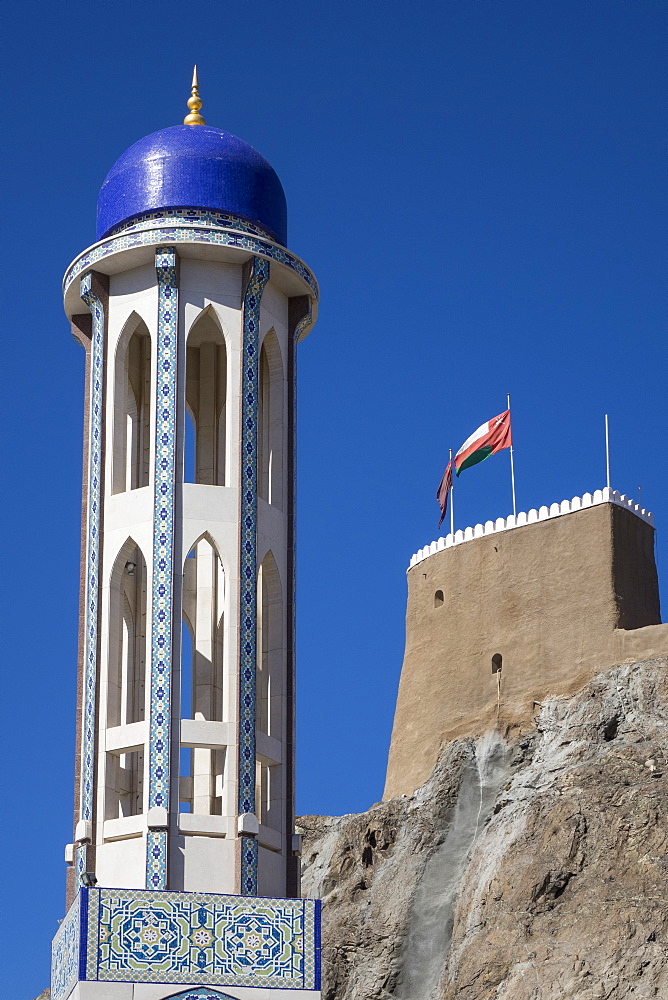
[408,488,654,571]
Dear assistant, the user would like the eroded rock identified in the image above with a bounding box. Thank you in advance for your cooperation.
[299,659,668,999]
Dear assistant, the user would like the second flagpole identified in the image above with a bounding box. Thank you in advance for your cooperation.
[507,393,517,517]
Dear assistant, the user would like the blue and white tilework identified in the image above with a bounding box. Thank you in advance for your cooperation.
[238,257,269,895]
[86,888,321,989]
[146,247,179,890]
[64,225,317,300]
[79,273,105,881]
[50,891,83,1000]
[107,208,275,241]
[52,888,321,995]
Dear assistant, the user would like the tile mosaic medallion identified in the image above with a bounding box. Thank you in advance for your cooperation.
[146,248,179,890]
[79,272,106,880]
[51,888,320,996]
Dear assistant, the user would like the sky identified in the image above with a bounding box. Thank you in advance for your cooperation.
[0,1,665,996]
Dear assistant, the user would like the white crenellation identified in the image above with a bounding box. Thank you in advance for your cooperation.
[408,488,654,570]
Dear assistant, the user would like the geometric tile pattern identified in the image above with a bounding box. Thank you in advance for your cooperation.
[78,887,321,990]
[146,247,179,890]
[107,208,276,241]
[78,272,106,881]
[238,257,269,895]
[63,224,318,300]
[50,890,82,1000]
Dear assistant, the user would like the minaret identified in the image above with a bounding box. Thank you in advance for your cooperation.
[52,73,321,999]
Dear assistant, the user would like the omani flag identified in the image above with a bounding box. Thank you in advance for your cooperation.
[455,409,512,476]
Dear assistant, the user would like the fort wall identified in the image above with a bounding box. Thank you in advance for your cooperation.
[384,493,668,799]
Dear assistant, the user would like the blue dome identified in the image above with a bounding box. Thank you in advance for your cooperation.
[97,124,287,245]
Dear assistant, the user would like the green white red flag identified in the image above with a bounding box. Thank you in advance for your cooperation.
[455,409,512,476]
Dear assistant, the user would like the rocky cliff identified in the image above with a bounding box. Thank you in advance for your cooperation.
[299,659,668,1000]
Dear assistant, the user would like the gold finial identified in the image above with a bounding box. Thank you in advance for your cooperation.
[184,65,206,125]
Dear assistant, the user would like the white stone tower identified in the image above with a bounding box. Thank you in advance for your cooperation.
[51,72,321,1000]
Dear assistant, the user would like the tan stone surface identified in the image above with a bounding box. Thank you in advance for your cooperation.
[300,659,668,1000]
[385,503,665,799]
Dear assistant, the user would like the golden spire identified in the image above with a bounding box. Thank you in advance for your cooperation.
[184,65,206,125]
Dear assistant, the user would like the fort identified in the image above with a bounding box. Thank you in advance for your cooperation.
[385,487,668,798]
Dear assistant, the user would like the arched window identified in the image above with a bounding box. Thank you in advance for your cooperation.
[434,590,444,608]
[105,540,147,819]
[186,308,227,485]
[107,540,147,727]
[181,535,225,816]
[112,315,151,494]
[258,330,284,509]
[492,653,503,674]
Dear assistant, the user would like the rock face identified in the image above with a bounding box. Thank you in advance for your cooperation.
[299,659,668,1000]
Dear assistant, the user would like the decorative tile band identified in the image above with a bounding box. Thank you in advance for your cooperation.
[78,273,105,880]
[409,486,656,570]
[90,888,319,989]
[52,888,321,995]
[146,247,179,890]
[107,208,277,242]
[50,890,82,1000]
[64,225,317,300]
[238,257,270,895]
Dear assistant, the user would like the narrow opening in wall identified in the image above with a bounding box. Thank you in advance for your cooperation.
[107,541,147,728]
[105,750,143,819]
[255,757,282,833]
[181,616,193,720]
[186,307,227,486]
[492,653,503,674]
[179,618,193,812]
[258,331,284,510]
[184,408,196,484]
[434,590,444,607]
[257,553,283,739]
[113,317,151,494]
[180,537,225,816]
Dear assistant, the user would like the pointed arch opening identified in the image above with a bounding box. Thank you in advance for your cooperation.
[180,534,226,816]
[186,307,227,485]
[112,314,151,494]
[105,539,147,819]
[258,330,284,510]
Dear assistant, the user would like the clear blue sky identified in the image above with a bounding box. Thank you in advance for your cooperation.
[1,1,665,995]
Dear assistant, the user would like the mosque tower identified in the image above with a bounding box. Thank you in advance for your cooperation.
[51,71,321,1000]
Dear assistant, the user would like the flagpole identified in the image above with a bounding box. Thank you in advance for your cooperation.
[605,413,611,489]
[449,448,454,536]
[507,393,517,517]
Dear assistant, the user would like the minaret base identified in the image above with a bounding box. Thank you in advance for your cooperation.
[51,888,321,1000]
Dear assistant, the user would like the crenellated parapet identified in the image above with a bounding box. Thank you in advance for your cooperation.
[409,487,654,570]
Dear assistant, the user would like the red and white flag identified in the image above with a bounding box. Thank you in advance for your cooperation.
[455,409,512,476]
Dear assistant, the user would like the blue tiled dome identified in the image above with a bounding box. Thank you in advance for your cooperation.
[96,124,287,245]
